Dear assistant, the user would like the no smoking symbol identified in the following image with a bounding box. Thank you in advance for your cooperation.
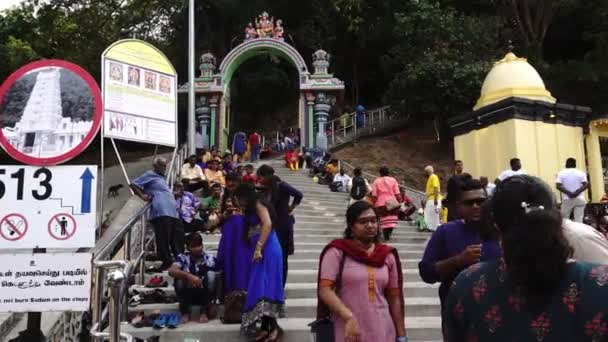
[48,213,77,240]
[0,214,28,241]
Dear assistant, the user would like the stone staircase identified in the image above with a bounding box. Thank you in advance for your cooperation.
[121,161,441,341]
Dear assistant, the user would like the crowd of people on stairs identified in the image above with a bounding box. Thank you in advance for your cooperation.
[128,150,608,342]
[130,156,304,341]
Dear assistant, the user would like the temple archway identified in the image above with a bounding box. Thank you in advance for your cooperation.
[180,11,344,153]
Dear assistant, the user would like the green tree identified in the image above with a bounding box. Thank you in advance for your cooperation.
[383,0,502,131]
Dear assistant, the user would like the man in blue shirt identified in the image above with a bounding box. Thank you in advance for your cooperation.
[418,178,501,311]
[131,157,183,269]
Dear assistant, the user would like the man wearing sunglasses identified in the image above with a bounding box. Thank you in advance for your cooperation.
[418,178,502,315]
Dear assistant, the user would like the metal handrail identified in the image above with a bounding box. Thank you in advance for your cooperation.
[325,106,394,148]
[89,143,187,341]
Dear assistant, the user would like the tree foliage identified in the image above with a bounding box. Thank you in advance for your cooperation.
[383,0,501,122]
[0,0,607,126]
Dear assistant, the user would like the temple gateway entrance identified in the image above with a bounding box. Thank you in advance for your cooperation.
[181,11,344,153]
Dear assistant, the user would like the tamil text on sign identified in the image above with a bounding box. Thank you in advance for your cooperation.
[0,253,92,313]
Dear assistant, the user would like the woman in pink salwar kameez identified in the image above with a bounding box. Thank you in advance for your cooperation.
[371,167,402,241]
[317,201,408,342]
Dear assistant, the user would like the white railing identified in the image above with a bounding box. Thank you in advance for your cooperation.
[325,105,403,148]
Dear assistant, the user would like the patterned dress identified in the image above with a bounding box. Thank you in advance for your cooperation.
[445,259,608,342]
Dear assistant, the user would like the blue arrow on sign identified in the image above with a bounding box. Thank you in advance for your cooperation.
[80,168,95,214]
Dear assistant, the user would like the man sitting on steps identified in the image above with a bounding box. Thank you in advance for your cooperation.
[169,233,219,324]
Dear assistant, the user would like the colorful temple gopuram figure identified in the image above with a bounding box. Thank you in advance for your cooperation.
[244,12,286,41]
[245,22,257,40]
[274,19,284,40]
[260,12,274,37]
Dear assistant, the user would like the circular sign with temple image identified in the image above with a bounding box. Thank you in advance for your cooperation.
[0,59,102,166]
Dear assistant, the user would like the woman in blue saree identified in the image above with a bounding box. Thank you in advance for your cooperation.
[234,182,285,341]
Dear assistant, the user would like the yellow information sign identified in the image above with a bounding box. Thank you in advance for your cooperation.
[104,40,176,76]
[102,39,177,146]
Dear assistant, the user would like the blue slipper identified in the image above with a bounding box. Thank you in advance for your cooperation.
[167,313,180,329]
[153,314,168,329]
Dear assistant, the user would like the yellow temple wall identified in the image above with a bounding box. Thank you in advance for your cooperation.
[585,124,608,201]
[455,119,587,200]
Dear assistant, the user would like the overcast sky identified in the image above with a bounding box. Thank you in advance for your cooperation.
[0,0,26,11]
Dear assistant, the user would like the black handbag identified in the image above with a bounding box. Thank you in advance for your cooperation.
[308,252,346,342]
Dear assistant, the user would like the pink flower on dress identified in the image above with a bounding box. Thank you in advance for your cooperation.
[590,265,608,287]
[508,291,523,313]
[562,283,580,314]
[530,313,551,341]
[484,305,502,333]
[463,263,482,277]
[472,275,487,302]
[584,313,608,342]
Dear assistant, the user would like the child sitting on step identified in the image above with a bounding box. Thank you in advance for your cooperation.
[285,148,300,171]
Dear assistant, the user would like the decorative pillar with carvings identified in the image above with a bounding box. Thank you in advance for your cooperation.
[195,96,211,148]
[314,92,334,150]
[209,95,219,149]
[305,93,316,148]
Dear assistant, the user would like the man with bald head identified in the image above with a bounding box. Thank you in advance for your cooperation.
[131,157,184,269]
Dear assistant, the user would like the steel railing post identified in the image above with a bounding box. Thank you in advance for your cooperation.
[124,231,131,260]
[107,270,125,342]
[139,216,147,285]
[92,267,105,326]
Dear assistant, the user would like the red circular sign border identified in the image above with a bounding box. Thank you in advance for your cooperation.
[0,59,102,166]
[47,213,77,241]
[0,213,29,241]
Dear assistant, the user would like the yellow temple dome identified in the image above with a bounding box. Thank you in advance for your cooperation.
[474,52,556,111]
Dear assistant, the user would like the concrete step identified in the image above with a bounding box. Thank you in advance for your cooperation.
[118,317,443,341]
[131,280,438,300]
[143,267,426,287]
[199,233,428,244]
[290,249,426,260]
[128,297,440,318]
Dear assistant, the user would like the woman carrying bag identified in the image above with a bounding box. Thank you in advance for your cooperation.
[371,166,402,241]
[315,201,408,342]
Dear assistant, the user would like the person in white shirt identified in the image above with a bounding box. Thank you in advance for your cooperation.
[562,219,608,264]
[181,155,207,193]
[556,158,589,223]
[480,176,496,196]
[332,168,352,192]
[496,158,527,184]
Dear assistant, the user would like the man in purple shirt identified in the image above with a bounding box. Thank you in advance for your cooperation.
[174,182,202,233]
[418,178,501,311]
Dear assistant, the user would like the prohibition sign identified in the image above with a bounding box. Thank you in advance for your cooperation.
[0,214,28,241]
[48,213,77,240]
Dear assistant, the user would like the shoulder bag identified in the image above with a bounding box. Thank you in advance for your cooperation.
[308,252,347,342]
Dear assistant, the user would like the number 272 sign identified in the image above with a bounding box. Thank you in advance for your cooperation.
[0,165,97,249]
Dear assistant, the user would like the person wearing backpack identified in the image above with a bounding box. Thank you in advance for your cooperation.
[348,168,371,204]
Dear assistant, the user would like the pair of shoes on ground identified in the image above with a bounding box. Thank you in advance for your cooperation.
[153,313,181,329]
[128,289,177,307]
